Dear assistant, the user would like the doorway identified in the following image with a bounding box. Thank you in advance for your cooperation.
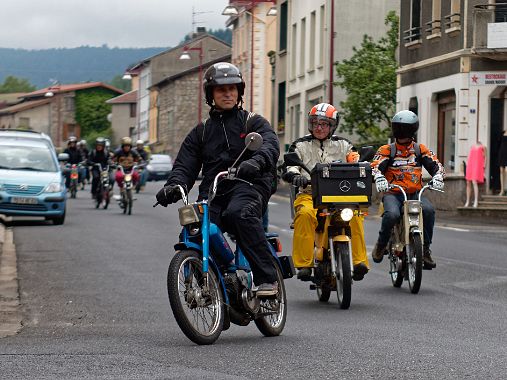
[489,98,505,191]
[437,91,456,172]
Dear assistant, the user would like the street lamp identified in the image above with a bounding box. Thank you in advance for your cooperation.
[179,40,204,123]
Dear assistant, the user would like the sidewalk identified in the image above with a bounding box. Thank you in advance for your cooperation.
[273,182,507,230]
[0,216,22,338]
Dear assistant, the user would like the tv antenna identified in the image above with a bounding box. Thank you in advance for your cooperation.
[192,6,213,32]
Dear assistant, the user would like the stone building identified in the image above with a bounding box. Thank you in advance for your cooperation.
[150,54,231,158]
[106,90,137,146]
[398,0,507,197]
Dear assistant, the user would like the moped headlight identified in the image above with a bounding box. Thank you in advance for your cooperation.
[408,214,420,227]
[45,182,62,193]
[178,205,201,226]
[124,174,132,182]
[340,208,354,222]
[407,201,421,214]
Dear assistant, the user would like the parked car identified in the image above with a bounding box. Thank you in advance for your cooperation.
[146,154,173,181]
[0,129,67,225]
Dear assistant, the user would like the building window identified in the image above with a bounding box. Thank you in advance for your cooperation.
[319,5,325,67]
[299,18,306,76]
[437,91,456,172]
[277,81,286,134]
[309,11,316,71]
[279,2,288,51]
[64,97,75,112]
[426,0,441,37]
[295,103,301,138]
[495,1,507,22]
[130,103,136,118]
[291,23,297,79]
[404,0,422,44]
[444,0,461,31]
[19,117,30,128]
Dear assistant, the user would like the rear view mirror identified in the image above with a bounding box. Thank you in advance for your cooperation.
[245,132,263,151]
[58,153,69,162]
[359,146,375,162]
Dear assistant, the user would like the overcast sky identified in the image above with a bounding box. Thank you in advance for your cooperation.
[1,0,230,49]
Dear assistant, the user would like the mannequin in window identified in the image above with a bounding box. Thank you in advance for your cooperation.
[498,129,507,196]
[464,141,486,208]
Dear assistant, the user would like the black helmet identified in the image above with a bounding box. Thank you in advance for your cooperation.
[391,110,419,139]
[95,137,106,146]
[203,62,245,107]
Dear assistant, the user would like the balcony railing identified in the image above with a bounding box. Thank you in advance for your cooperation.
[425,19,441,35]
[473,4,507,57]
[403,26,422,44]
[444,13,461,30]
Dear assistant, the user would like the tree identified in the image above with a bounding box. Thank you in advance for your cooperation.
[74,88,117,138]
[109,74,132,92]
[334,11,399,144]
[0,75,36,93]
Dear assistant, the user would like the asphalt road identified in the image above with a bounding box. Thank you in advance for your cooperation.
[1,181,506,379]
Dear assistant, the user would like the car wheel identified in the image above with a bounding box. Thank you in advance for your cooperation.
[50,210,66,225]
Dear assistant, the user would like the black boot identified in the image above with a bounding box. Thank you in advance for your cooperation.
[371,242,387,263]
[297,267,312,281]
[423,246,436,269]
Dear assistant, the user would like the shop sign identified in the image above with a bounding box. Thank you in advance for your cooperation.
[469,72,507,86]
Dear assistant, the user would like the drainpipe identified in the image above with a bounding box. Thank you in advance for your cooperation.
[329,0,335,104]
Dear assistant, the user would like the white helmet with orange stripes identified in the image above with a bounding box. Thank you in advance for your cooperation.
[308,103,340,138]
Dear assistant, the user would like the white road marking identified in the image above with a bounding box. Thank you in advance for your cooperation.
[437,226,470,232]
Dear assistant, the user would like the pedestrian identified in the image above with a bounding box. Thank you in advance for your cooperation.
[464,141,486,208]
[498,129,507,196]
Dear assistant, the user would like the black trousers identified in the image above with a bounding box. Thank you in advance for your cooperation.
[210,182,277,285]
[91,168,100,195]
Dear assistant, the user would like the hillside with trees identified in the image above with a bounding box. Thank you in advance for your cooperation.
[0,28,232,90]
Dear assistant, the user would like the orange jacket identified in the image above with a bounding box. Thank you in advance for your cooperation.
[371,141,445,194]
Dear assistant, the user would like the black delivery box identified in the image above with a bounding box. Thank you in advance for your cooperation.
[310,162,372,209]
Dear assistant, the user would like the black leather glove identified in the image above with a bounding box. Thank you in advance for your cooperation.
[237,158,261,180]
[156,184,182,207]
[292,175,309,188]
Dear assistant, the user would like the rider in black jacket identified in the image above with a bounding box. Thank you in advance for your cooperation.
[156,62,280,298]
[87,137,110,198]
[63,136,85,188]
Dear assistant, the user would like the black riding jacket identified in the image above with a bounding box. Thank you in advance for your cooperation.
[63,147,84,165]
[166,106,280,200]
[87,149,110,170]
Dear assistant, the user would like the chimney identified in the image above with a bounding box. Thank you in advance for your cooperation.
[192,27,206,38]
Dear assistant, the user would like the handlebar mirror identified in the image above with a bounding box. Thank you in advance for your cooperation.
[359,146,375,162]
[245,132,263,151]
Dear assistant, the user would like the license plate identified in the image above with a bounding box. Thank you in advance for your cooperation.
[11,197,38,205]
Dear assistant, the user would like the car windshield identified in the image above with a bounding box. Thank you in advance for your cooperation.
[0,145,58,172]
[151,155,171,163]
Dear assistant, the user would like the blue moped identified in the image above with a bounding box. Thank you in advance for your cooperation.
[163,132,295,345]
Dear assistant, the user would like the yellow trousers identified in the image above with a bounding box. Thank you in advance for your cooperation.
[292,193,369,269]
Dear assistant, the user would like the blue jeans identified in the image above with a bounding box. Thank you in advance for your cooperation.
[378,192,435,248]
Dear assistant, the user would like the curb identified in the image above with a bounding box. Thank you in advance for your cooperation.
[0,217,22,338]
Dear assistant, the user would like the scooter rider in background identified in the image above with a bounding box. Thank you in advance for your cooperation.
[155,62,280,298]
[87,137,110,199]
[283,103,370,281]
[371,110,445,269]
[134,139,149,190]
[78,139,90,188]
[63,136,85,188]
[113,137,140,189]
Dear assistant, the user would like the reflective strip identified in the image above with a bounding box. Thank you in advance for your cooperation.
[321,195,369,203]
[332,235,350,242]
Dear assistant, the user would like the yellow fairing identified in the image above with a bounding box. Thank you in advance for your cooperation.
[292,193,369,269]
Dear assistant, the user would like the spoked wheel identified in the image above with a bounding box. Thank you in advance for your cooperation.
[121,191,127,214]
[254,263,287,337]
[167,250,224,345]
[407,233,423,294]
[127,189,133,215]
[388,241,404,288]
[334,242,352,309]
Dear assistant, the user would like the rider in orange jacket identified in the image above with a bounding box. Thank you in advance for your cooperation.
[371,110,445,269]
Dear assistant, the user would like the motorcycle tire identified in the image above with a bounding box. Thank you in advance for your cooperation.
[389,241,404,288]
[254,262,287,337]
[127,189,133,215]
[95,189,102,209]
[334,241,352,309]
[70,183,77,199]
[167,250,224,345]
[407,233,423,294]
[104,191,109,209]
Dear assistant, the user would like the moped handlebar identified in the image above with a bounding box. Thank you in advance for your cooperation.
[389,183,444,202]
